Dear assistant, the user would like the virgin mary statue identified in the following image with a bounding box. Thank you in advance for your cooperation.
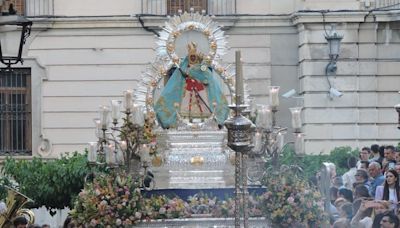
[154,42,229,129]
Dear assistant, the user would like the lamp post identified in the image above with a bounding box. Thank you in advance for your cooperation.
[224,51,253,228]
[0,15,32,68]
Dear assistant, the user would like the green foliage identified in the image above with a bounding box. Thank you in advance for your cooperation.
[1,152,91,212]
[278,146,358,179]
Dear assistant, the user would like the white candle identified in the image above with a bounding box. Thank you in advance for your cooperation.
[295,133,305,155]
[253,131,263,152]
[133,105,145,127]
[269,86,280,107]
[235,51,244,104]
[93,118,102,138]
[116,148,125,165]
[277,132,284,151]
[88,142,97,163]
[99,105,110,130]
[256,105,273,130]
[111,100,122,122]
[289,107,302,130]
[105,144,116,165]
[123,90,134,112]
[120,140,127,151]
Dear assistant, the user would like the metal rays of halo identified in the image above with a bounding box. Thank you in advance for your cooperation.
[134,11,237,116]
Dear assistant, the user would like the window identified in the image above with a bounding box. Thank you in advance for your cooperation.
[0,68,32,156]
[167,0,207,15]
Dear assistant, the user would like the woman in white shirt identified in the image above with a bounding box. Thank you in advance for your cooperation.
[375,169,400,211]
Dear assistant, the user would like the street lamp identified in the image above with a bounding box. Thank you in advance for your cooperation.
[0,15,32,68]
[325,24,343,75]
[395,104,400,129]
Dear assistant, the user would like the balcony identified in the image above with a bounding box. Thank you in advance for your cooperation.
[0,0,53,17]
[141,0,236,15]
[374,0,400,9]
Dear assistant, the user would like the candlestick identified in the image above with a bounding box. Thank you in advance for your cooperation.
[132,105,145,126]
[93,118,102,138]
[289,107,302,131]
[105,144,116,165]
[256,105,273,130]
[111,100,122,122]
[88,142,97,163]
[123,89,134,112]
[120,140,127,151]
[235,50,244,105]
[269,86,280,108]
[253,131,263,152]
[99,106,111,130]
[295,133,305,155]
[277,132,284,151]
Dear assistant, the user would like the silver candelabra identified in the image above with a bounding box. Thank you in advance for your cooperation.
[87,90,155,190]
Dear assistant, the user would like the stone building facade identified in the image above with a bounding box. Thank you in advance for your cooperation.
[0,0,399,158]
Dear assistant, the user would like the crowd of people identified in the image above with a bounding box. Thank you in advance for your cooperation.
[329,144,400,228]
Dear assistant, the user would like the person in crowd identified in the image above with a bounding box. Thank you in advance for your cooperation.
[354,169,371,189]
[332,176,344,189]
[358,147,371,169]
[354,185,370,200]
[41,224,50,228]
[333,202,352,228]
[343,156,358,189]
[63,216,76,228]
[350,198,373,228]
[368,161,385,197]
[338,188,353,203]
[329,186,340,223]
[394,163,400,176]
[370,144,383,164]
[375,169,400,211]
[379,211,399,228]
[383,146,397,174]
[13,216,28,228]
[360,161,370,170]
[371,202,391,228]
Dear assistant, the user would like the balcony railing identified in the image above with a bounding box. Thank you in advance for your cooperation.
[374,0,400,9]
[25,0,54,17]
[141,0,236,15]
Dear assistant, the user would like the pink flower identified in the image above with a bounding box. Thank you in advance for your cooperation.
[287,196,295,204]
[159,207,166,214]
[135,212,142,219]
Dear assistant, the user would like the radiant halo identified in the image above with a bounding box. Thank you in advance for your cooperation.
[133,11,238,118]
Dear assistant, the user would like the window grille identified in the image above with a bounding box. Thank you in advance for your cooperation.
[0,68,32,156]
[167,0,207,15]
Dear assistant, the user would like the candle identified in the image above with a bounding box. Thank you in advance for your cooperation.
[253,131,263,152]
[123,90,134,112]
[269,86,280,107]
[133,105,145,127]
[88,142,97,163]
[277,132,284,151]
[120,140,127,151]
[295,133,305,155]
[290,107,302,131]
[235,50,244,105]
[93,118,102,138]
[99,105,110,130]
[111,100,122,122]
[105,144,116,165]
[116,148,125,165]
[255,105,272,130]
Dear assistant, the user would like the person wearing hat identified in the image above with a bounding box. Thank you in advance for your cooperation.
[353,169,371,190]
